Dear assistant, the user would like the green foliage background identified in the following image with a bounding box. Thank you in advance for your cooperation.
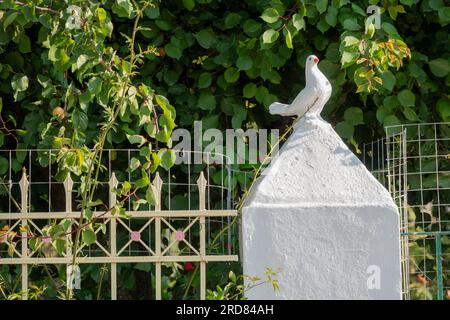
[1,0,448,157]
[0,0,449,299]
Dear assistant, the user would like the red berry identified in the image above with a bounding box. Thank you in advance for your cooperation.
[184,262,194,272]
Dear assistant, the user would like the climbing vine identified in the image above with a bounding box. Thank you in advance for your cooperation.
[0,0,449,299]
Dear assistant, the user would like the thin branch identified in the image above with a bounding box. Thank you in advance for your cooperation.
[0,1,60,15]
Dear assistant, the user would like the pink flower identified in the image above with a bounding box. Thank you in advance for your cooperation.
[130,231,141,241]
[42,236,51,244]
[176,230,185,241]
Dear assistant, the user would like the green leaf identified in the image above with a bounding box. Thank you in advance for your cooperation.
[429,0,444,10]
[243,83,257,98]
[397,89,415,107]
[224,67,240,83]
[198,72,212,88]
[236,55,253,71]
[29,237,38,252]
[351,3,367,16]
[112,0,134,18]
[155,95,171,111]
[140,146,152,158]
[243,19,262,36]
[316,0,328,14]
[158,149,176,170]
[262,29,279,44]
[18,35,31,53]
[365,23,375,38]
[182,0,195,11]
[284,29,293,49]
[135,263,152,272]
[255,85,268,103]
[261,8,280,23]
[343,36,359,47]
[438,7,450,23]
[7,242,16,257]
[231,105,247,129]
[82,229,96,246]
[194,29,216,49]
[341,51,359,68]
[53,239,65,255]
[335,121,354,139]
[402,107,419,121]
[11,74,28,100]
[436,98,450,119]
[3,12,19,30]
[388,5,406,20]
[229,271,237,282]
[429,58,450,77]
[381,22,399,36]
[135,172,149,188]
[344,107,364,125]
[325,6,338,26]
[225,13,241,28]
[383,115,402,127]
[146,185,156,205]
[165,42,182,60]
[155,18,172,31]
[383,96,398,110]
[343,18,360,31]
[130,157,141,172]
[97,7,107,23]
[198,93,216,110]
[72,109,88,131]
[76,54,89,70]
[155,126,170,143]
[163,70,180,86]
[87,77,102,94]
[11,74,28,92]
[144,7,160,19]
[381,71,396,91]
[126,134,147,147]
[0,156,8,175]
[84,208,93,220]
[292,14,305,31]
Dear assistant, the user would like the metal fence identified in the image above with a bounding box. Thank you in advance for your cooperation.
[363,122,450,300]
[0,150,239,300]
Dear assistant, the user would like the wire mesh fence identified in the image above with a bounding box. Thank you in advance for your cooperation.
[363,122,450,300]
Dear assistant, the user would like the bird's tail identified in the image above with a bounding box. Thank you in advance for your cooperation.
[269,102,291,115]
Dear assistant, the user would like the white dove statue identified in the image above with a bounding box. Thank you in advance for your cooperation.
[269,55,331,121]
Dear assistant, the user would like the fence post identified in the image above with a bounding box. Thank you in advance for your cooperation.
[64,174,73,255]
[109,173,118,300]
[63,173,75,291]
[153,172,163,300]
[19,172,29,300]
[197,172,207,300]
[435,234,444,300]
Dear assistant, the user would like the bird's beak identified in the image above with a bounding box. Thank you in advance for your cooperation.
[314,57,319,64]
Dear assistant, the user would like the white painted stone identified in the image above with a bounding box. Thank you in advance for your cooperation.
[242,116,401,300]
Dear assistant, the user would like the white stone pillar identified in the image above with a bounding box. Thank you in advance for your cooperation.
[242,116,401,300]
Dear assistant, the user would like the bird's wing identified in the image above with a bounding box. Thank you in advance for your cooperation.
[269,102,291,115]
[289,87,319,116]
